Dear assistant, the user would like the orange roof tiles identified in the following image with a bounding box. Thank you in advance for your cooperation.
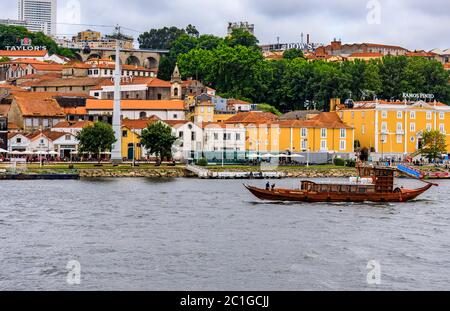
[349,52,383,58]
[27,130,67,141]
[0,104,10,116]
[27,77,108,87]
[86,99,185,110]
[0,50,48,57]
[63,107,87,115]
[12,92,65,117]
[53,121,93,128]
[122,116,161,129]
[31,63,64,72]
[225,111,279,124]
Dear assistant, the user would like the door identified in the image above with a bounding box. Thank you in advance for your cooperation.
[128,144,134,160]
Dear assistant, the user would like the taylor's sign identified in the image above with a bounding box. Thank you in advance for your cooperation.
[403,93,435,100]
[5,38,47,51]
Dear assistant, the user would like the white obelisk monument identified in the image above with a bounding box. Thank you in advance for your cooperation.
[111,25,122,164]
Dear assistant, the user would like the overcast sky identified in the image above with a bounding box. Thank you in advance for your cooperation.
[2,0,449,50]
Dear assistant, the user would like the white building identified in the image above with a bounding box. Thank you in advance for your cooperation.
[18,0,57,35]
[166,121,204,161]
[7,133,30,152]
[0,18,46,33]
[202,123,246,161]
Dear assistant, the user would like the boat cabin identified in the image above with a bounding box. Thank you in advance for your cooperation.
[300,181,376,194]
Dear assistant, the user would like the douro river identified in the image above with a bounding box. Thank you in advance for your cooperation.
[1,178,449,290]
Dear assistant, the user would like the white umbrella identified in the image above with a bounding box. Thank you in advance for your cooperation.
[291,154,305,158]
[261,153,274,158]
[247,154,259,159]
[48,151,59,156]
[10,150,22,155]
[0,148,8,153]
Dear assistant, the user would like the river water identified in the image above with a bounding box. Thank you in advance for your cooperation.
[0,177,449,291]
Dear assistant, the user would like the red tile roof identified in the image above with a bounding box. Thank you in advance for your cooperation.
[12,92,65,117]
[349,52,383,58]
[122,116,161,129]
[53,121,93,129]
[225,111,279,124]
[0,50,48,57]
[27,130,67,141]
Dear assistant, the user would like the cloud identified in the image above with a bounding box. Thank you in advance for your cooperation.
[1,0,448,50]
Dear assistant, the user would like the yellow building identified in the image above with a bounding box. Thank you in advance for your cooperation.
[187,94,215,123]
[225,111,354,154]
[338,100,450,157]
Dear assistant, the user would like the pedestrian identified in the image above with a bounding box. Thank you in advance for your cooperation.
[271,183,276,191]
[266,182,270,190]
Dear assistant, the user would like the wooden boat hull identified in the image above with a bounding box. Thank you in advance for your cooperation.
[244,183,434,203]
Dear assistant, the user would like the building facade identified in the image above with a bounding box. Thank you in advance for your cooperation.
[18,0,57,35]
[338,100,450,158]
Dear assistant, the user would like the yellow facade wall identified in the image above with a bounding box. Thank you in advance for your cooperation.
[121,126,142,160]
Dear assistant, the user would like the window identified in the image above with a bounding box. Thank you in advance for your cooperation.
[397,111,403,119]
[200,107,205,113]
[208,107,212,113]
[381,122,388,133]
[382,110,388,119]
[139,112,147,119]
[396,135,402,144]
[440,112,445,120]
[396,122,403,132]
[65,135,71,141]
[340,140,346,151]
[173,114,178,119]
[426,111,432,120]
[40,139,44,145]
[410,123,416,132]
[301,128,307,138]
[426,124,432,131]
[33,118,39,127]
[122,130,128,138]
[440,124,445,133]
[16,137,22,143]
[179,131,184,138]
[214,133,219,140]
[320,140,327,151]
[301,140,307,151]
[191,132,196,141]
[340,129,346,138]
[94,92,99,97]
[411,111,417,120]
[43,119,49,127]
[361,124,365,135]
[321,128,327,138]
[236,133,241,141]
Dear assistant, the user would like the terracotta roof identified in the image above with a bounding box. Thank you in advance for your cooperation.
[31,63,64,72]
[349,52,383,58]
[225,111,279,124]
[277,112,352,129]
[85,99,185,110]
[164,120,189,127]
[444,63,450,69]
[406,51,437,57]
[53,121,93,129]
[26,77,108,87]
[8,132,25,139]
[122,116,161,129]
[16,73,62,83]
[0,50,48,57]
[4,58,47,65]
[91,77,170,90]
[12,92,65,117]
[64,62,91,69]
[63,107,87,115]
[348,100,449,109]
[27,130,67,141]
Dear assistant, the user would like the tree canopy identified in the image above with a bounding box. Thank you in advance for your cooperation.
[76,122,116,161]
[143,25,450,111]
[140,122,178,164]
[420,130,448,162]
[0,25,74,58]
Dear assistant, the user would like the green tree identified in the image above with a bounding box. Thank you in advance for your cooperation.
[138,26,186,50]
[257,104,281,116]
[76,122,116,163]
[283,49,304,60]
[186,24,199,38]
[420,130,448,162]
[0,24,74,58]
[140,122,177,165]
[0,56,11,62]
[224,28,259,48]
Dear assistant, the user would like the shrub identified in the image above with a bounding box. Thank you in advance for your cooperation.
[346,159,356,167]
[197,158,208,166]
[333,157,346,166]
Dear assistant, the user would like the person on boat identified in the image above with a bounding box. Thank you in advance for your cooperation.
[266,182,270,190]
[271,184,276,191]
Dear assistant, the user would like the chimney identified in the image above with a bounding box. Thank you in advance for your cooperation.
[307,34,310,45]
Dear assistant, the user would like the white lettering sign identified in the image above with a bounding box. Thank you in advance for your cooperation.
[403,93,435,100]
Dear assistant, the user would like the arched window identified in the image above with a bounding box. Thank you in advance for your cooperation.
[174,87,179,97]
[139,112,147,119]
